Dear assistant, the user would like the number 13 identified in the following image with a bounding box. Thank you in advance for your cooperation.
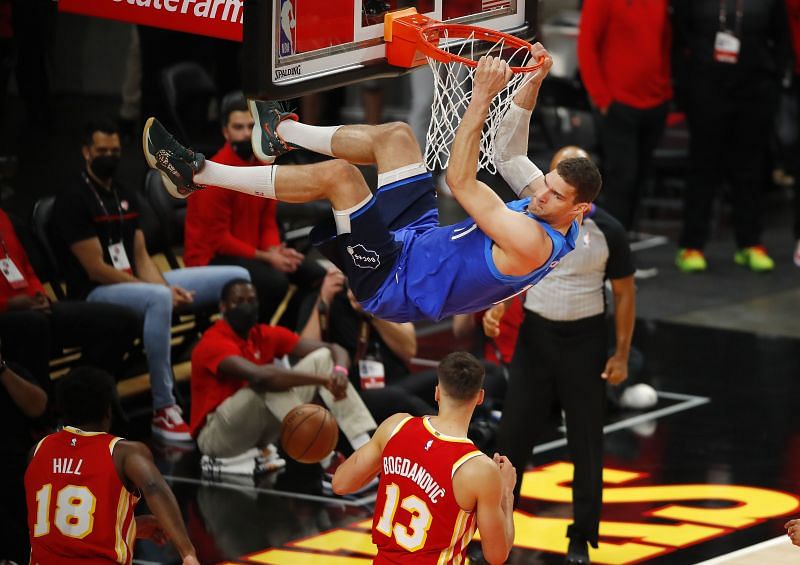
[375,483,433,552]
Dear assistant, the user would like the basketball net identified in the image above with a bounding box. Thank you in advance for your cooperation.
[423,31,536,174]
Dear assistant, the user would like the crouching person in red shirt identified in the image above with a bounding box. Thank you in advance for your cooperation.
[189,278,376,474]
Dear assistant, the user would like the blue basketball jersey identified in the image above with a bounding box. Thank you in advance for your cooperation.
[361,198,580,322]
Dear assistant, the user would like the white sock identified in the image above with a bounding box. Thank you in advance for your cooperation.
[350,433,370,450]
[333,193,373,235]
[277,121,341,157]
[194,160,277,199]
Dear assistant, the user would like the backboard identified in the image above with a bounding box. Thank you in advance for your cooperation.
[242,0,537,100]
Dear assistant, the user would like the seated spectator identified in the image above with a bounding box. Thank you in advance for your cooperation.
[0,207,139,389]
[52,118,249,442]
[0,355,48,564]
[299,267,434,422]
[189,279,376,472]
[183,92,325,326]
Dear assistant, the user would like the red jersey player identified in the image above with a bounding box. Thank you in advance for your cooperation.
[332,351,516,564]
[24,367,199,565]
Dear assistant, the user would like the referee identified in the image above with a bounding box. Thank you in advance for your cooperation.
[493,147,636,565]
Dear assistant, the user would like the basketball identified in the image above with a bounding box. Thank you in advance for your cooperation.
[280,404,339,464]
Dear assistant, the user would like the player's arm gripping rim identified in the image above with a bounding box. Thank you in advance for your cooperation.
[495,42,555,203]
[452,452,517,564]
[114,441,200,565]
[331,412,411,495]
[445,56,552,277]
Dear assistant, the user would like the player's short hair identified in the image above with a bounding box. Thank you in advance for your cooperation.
[221,90,249,127]
[220,278,255,302]
[437,351,485,401]
[557,157,602,204]
[56,367,116,426]
[81,118,119,147]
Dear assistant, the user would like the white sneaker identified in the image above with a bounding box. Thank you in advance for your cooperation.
[151,405,193,442]
[619,384,658,410]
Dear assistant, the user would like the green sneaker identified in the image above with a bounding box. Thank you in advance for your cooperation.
[248,99,299,164]
[676,248,707,273]
[142,117,206,199]
[734,246,774,272]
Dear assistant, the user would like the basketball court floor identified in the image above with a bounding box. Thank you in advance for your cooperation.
[127,221,800,565]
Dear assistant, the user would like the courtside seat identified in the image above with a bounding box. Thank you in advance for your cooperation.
[160,61,222,156]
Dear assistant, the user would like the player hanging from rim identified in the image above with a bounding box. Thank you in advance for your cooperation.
[143,43,601,323]
[332,351,516,564]
[24,367,199,565]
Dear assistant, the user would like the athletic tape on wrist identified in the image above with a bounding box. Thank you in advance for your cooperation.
[494,101,542,196]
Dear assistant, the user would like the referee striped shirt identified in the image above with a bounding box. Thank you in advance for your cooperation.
[523,206,635,321]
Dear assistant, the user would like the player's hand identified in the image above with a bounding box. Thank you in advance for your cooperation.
[601,353,628,386]
[493,453,517,493]
[527,42,553,86]
[482,302,507,338]
[327,367,349,400]
[182,555,201,565]
[785,519,800,547]
[473,56,513,103]
[171,285,195,308]
[135,515,169,544]
[320,267,346,305]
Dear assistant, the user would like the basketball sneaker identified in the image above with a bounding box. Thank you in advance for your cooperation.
[142,117,206,199]
[248,99,299,164]
[151,404,193,442]
[734,245,774,273]
[675,248,707,273]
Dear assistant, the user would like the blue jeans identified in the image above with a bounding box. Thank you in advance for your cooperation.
[87,266,249,410]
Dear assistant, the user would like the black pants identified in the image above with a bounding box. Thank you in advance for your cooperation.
[598,101,669,231]
[679,74,778,250]
[497,311,607,547]
[0,301,140,389]
[211,254,325,329]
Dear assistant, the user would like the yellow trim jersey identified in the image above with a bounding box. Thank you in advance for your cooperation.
[372,417,483,564]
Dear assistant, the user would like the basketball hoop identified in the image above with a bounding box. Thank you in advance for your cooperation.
[386,10,544,173]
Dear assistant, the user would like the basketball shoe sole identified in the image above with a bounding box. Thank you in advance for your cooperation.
[142,117,206,199]
[248,99,299,164]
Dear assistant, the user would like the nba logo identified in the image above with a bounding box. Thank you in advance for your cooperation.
[279,0,297,56]
[424,440,433,451]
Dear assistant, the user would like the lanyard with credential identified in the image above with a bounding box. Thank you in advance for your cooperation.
[83,173,125,247]
[719,0,744,37]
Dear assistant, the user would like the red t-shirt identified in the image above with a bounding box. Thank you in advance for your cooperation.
[183,142,281,266]
[25,427,139,565]
[189,319,300,436]
[373,416,483,564]
[0,209,46,311]
[577,0,673,110]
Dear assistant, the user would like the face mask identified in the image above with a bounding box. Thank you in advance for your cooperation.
[231,140,254,161]
[90,155,120,181]
[225,302,259,336]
